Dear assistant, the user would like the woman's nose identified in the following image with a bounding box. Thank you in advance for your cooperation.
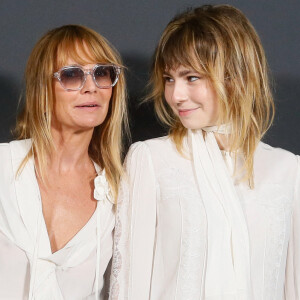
[171,81,188,104]
[81,72,97,93]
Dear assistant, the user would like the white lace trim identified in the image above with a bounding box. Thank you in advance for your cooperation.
[110,180,130,300]
[176,187,207,300]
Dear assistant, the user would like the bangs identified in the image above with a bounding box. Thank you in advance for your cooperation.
[162,30,193,70]
[56,40,98,68]
[54,28,119,69]
[158,24,214,75]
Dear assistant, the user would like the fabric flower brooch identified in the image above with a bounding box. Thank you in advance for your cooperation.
[94,169,113,203]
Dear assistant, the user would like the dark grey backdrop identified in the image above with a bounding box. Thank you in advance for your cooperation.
[0,0,299,154]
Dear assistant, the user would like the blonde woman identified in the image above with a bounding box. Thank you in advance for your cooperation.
[0,25,128,299]
[110,5,299,300]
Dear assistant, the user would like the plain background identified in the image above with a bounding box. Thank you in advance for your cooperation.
[0,0,299,154]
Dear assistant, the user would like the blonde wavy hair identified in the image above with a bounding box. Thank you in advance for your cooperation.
[149,4,275,186]
[15,24,129,199]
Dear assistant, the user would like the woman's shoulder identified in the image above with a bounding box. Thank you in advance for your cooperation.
[0,139,32,172]
[125,136,189,178]
[127,136,177,162]
[0,142,11,171]
[0,139,32,156]
[130,135,172,150]
[257,141,298,164]
[255,141,299,183]
[0,142,9,152]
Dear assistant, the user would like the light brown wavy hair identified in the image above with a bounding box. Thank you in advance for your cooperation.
[149,4,275,186]
[15,24,129,199]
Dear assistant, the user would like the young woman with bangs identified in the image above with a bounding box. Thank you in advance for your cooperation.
[0,25,128,299]
[110,5,299,300]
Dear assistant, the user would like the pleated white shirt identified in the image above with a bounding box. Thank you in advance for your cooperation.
[110,136,300,300]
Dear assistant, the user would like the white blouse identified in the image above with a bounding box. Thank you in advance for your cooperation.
[109,135,300,300]
[0,140,114,300]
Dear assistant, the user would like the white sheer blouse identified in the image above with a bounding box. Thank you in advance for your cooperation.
[110,135,300,300]
[0,140,114,300]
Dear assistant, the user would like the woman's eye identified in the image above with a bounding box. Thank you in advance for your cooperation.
[188,76,200,82]
[163,76,174,83]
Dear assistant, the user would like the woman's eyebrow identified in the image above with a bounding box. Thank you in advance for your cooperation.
[178,70,193,77]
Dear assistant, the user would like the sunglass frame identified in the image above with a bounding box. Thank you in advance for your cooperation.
[53,64,121,91]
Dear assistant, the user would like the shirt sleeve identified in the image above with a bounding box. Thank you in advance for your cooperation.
[0,143,16,241]
[284,155,300,299]
[109,142,157,300]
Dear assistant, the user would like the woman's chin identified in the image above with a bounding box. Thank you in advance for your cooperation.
[51,120,103,134]
[72,116,106,130]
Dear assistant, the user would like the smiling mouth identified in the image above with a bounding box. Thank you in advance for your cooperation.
[178,107,200,116]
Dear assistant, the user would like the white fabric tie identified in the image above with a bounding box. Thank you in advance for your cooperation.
[189,124,252,299]
[94,168,112,300]
[202,124,232,135]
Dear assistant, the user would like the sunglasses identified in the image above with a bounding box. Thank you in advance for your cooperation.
[53,64,121,91]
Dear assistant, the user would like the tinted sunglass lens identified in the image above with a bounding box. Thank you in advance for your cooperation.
[94,66,117,87]
[60,67,84,90]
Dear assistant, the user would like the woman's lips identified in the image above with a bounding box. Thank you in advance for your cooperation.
[75,104,100,112]
[178,107,200,117]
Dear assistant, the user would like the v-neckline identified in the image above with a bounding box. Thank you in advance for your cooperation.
[30,156,100,256]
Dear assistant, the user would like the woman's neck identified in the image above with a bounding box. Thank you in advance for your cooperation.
[47,127,95,174]
[214,132,231,151]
